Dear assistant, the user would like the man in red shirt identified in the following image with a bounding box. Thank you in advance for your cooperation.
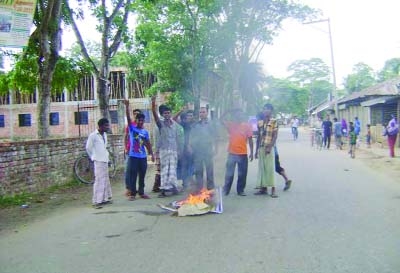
[221,108,254,196]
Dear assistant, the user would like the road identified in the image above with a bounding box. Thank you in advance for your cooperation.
[1,128,400,273]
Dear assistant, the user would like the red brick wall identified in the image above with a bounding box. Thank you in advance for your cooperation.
[0,135,124,196]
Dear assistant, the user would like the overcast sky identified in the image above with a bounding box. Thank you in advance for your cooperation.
[260,0,400,87]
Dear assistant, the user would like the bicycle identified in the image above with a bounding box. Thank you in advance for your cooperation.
[74,151,117,184]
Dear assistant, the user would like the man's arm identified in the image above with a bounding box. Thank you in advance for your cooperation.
[85,134,94,160]
[144,139,155,162]
[248,136,254,161]
[151,96,161,128]
[124,100,132,125]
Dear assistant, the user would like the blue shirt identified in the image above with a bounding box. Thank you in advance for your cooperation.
[128,125,150,158]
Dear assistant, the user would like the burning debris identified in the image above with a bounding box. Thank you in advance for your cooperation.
[158,187,223,216]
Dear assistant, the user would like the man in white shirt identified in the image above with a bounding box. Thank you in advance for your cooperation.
[86,118,112,209]
[290,115,299,140]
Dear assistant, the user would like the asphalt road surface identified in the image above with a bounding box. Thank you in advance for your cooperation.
[1,128,399,273]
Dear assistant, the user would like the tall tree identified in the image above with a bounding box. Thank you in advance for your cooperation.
[343,62,377,93]
[64,0,133,120]
[27,0,63,138]
[286,58,332,107]
[212,0,316,109]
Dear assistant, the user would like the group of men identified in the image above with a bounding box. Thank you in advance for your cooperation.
[85,100,292,209]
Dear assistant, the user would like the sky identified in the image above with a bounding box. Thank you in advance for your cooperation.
[58,0,400,89]
[260,0,400,87]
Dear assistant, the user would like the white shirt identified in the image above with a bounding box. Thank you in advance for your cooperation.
[86,129,109,162]
[291,118,299,128]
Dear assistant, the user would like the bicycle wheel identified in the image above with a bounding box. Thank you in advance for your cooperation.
[74,154,95,184]
[108,152,117,178]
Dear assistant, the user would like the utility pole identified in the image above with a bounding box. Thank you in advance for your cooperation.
[303,18,337,102]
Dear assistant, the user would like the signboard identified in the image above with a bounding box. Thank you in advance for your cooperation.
[0,0,36,47]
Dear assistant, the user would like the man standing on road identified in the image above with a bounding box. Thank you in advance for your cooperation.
[290,115,299,140]
[191,106,217,192]
[254,104,279,197]
[151,96,180,197]
[124,100,155,200]
[221,108,253,196]
[86,118,112,209]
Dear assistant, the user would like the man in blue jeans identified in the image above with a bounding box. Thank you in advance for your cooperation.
[221,109,253,196]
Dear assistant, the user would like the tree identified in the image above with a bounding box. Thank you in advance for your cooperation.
[263,76,308,117]
[287,58,332,107]
[377,58,400,82]
[343,62,377,93]
[211,0,317,110]
[64,0,134,120]
[26,0,63,138]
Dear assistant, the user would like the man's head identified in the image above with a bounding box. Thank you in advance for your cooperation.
[184,110,194,123]
[135,113,146,128]
[199,107,208,120]
[159,104,171,120]
[133,109,142,117]
[262,103,274,117]
[98,118,110,133]
[333,117,338,122]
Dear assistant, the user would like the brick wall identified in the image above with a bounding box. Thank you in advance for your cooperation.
[0,135,124,196]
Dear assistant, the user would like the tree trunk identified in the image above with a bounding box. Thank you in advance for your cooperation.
[37,0,62,139]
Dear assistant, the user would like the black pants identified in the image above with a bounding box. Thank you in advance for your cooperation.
[126,156,147,195]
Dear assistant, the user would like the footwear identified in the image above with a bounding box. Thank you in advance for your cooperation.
[128,195,136,201]
[158,191,167,198]
[102,200,113,205]
[270,193,278,198]
[237,192,246,196]
[254,190,268,195]
[92,203,103,209]
[140,194,150,199]
[283,180,292,191]
[124,190,131,197]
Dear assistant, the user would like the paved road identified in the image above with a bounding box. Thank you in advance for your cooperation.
[1,128,400,273]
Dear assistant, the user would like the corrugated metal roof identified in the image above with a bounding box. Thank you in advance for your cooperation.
[338,77,400,104]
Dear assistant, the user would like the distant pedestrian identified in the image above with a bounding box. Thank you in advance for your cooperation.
[254,103,279,198]
[290,115,299,140]
[354,116,361,147]
[348,122,357,158]
[221,108,254,196]
[365,124,371,148]
[333,117,343,149]
[386,115,399,157]
[124,100,154,200]
[322,115,332,149]
[341,118,348,137]
[85,118,112,209]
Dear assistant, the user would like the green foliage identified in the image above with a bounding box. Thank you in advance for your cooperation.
[0,192,33,208]
[377,58,400,82]
[344,62,377,93]
[264,76,308,117]
[0,73,10,96]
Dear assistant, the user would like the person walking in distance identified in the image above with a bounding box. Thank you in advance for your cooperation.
[191,106,217,192]
[322,115,332,149]
[354,116,361,147]
[86,118,112,209]
[221,108,254,196]
[386,115,399,157]
[365,124,371,148]
[290,115,299,140]
[254,104,279,198]
[151,96,180,197]
[333,117,343,149]
[348,122,357,158]
[124,100,154,200]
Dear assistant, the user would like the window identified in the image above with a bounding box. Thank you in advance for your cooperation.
[18,114,31,127]
[49,112,59,126]
[109,110,118,124]
[0,115,4,127]
[74,111,88,125]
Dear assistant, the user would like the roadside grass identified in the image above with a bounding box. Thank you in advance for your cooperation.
[0,179,87,208]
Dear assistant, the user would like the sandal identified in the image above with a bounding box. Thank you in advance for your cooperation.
[254,191,268,195]
[283,180,292,191]
[128,195,135,201]
[270,193,278,198]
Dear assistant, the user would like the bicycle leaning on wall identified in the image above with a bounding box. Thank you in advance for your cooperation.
[73,150,117,184]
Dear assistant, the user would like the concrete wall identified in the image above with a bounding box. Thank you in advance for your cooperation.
[0,135,124,196]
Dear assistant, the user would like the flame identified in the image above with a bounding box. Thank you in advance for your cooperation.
[177,188,214,206]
